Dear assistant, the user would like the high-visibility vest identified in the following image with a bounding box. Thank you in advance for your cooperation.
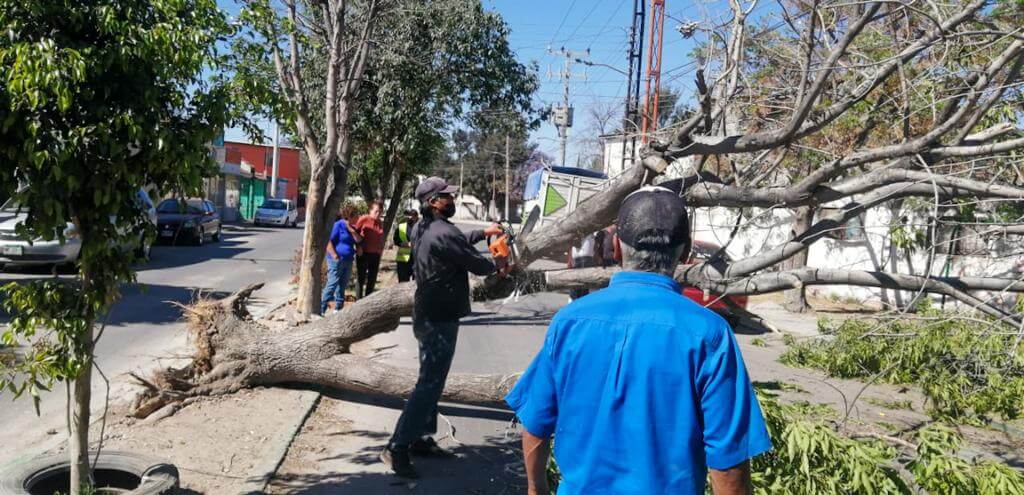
[396,222,412,263]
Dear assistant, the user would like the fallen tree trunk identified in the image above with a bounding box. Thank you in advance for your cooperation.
[131,283,517,417]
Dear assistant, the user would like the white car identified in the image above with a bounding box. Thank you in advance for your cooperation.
[0,189,157,270]
[254,199,299,227]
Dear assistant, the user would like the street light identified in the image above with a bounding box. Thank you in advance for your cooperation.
[574,58,628,76]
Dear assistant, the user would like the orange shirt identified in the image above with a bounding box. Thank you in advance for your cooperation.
[355,215,384,254]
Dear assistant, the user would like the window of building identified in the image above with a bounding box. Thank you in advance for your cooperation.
[817,207,866,241]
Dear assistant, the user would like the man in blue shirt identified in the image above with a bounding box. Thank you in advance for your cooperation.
[506,186,771,495]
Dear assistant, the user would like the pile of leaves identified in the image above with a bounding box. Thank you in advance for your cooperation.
[749,391,1024,494]
[780,308,1024,421]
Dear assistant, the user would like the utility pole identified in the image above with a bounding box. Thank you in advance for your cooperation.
[548,47,588,166]
[641,0,667,143]
[270,120,280,198]
[622,0,646,173]
[504,133,511,221]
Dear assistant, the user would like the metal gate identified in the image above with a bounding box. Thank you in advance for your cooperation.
[239,177,267,220]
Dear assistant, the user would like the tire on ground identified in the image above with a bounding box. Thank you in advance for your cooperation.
[0,450,179,495]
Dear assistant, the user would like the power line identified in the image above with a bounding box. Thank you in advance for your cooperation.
[588,0,630,50]
[563,0,614,47]
[548,0,582,49]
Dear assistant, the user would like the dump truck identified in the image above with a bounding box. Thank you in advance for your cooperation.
[521,166,608,230]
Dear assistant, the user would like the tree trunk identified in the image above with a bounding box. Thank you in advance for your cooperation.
[296,163,331,316]
[69,326,93,494]
[358,172,375,205]
[782,206,813,312]
[380,164,408,249]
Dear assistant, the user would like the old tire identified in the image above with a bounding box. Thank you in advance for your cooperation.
[0,451,179,495]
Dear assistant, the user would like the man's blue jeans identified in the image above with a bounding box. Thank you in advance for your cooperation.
[389,318,459,449]
[321,257,354,314]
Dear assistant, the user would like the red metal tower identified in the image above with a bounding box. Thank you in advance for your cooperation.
[640,0,666,143]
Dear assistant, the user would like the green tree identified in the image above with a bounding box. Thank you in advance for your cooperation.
[435,128,542,219]
[232,0,382,315]
[343,0,538,237]
[0,0,235,491]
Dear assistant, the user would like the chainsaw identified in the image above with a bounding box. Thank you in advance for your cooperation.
[488,206,540,273]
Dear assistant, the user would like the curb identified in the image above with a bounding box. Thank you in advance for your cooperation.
[238,389,322,494]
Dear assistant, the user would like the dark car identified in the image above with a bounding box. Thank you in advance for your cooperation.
[156,198,221,245]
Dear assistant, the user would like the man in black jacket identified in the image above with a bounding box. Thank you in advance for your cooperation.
[381,176,504,479]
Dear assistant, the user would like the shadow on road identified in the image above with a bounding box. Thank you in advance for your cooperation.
[265,434,524,495]
[0,282,232,327]
[316,387,515,423]
[140,230,261,272]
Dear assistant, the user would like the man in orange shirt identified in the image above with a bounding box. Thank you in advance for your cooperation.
[355,201,385,298]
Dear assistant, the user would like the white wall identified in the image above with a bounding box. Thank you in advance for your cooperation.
[690,202,1022,310]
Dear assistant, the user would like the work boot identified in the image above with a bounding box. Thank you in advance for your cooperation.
[410,436,457,458]
[380,446,419,479]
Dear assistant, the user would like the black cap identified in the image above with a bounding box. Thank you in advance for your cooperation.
[616,186,690,249]
[415,177,459,202]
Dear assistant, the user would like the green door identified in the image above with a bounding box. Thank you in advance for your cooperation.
[240,177,267,220]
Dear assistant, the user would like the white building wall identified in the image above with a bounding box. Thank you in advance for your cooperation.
[690,203,1021,309]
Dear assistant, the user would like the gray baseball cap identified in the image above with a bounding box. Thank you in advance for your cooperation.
[415,177,459,202]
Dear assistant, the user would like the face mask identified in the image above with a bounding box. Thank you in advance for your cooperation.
[441,202,456,218]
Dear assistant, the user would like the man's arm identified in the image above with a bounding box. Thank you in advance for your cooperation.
[445,228,496,275]
[709,461,752,495]
[522,430,551,495]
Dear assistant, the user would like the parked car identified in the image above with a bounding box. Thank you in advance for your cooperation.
[681,240,749,317]
[156,198,221,245]
[0,188,157,270]
[254,199,298,227]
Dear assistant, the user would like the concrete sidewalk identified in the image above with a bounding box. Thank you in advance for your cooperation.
[266,294,563,494]
[268,391,524,494]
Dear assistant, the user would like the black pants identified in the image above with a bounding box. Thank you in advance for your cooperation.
[389,318,459,449]
[396,261,413,282]
[569,256,596,300]
[356,252,381,298]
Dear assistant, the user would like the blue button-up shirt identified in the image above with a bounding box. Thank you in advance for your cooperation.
[506,271,771,494]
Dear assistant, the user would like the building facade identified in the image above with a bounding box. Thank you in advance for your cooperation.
[205,138,302,222]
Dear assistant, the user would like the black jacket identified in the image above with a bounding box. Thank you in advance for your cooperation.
[411,217,495,321]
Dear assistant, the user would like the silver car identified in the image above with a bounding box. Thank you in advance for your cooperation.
[0,188,157,270]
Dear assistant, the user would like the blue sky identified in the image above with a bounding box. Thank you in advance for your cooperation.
[487,0,704,164]
[223,0,752,164]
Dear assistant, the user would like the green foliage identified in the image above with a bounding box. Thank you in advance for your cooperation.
[888,223,927,252]
[435,129,543,209]
[748,391,909,494]
[349,0,537,203]
[909,423,1024,494]
[781,315,1024,421]
[0,0,237,416]
[1,281,92,413]
[865,398,914,411]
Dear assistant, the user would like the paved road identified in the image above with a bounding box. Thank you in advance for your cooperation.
[269,222,565,493]
[0,224,302,466]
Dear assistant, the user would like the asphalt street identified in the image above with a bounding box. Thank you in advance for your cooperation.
[0,224,302,466]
